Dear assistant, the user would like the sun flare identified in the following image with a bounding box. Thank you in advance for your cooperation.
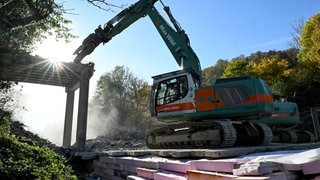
[33,36,81,63]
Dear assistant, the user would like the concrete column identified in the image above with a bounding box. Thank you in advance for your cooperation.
[62,90,75,147]
[76,76,90,149]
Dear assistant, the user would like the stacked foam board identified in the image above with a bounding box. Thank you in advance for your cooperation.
[92,147,320,180]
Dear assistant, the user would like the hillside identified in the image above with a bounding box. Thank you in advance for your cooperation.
[0,116,77,179]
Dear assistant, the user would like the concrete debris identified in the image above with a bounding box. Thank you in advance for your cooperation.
[85,128,147,151]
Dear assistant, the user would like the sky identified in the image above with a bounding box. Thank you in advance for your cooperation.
[18,0,320,145]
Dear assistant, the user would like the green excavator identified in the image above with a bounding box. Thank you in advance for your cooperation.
[74,0,275,148]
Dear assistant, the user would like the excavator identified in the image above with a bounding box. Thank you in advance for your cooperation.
[73,0,275,149]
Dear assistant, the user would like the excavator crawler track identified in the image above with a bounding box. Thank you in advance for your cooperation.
[146,120,238,149]
[254,123,273,145]
[146,120,274,149]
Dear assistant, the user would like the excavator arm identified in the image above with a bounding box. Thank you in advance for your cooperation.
[73,0,157,63]
[73,0,201,82]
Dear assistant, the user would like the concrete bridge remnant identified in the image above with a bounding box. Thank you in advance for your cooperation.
[0,54,94,149]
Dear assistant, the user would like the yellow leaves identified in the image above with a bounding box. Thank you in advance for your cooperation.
[251,57,292,85]
[298,13,320,70]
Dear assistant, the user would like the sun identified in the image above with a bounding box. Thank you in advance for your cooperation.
[33,36,81,63]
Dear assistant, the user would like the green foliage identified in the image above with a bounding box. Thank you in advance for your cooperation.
[290,13,320,107]
[222,58,253,78]
[251,57,293,96]
[0,115,77,179]
[92,66,152,130]
[298,13,320,83]
[202,59,228,86]
[0,0,75,53]
[0,114,10,136]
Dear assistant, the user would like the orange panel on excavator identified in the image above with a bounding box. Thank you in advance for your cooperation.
[194,88,217,111]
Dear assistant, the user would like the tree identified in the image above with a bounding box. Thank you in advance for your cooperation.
[90,66,152,136]
[252,57,292,97]
[289,17,305,51]
[252,57,292,84]
[288,13,320,108]
[202,59,228,86]
[0,0,74,54]
[222,59,253,78]
[298,13,320,83]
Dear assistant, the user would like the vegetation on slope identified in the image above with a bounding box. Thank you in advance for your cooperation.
[0,112,77,179]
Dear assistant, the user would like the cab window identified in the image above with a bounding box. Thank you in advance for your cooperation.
[156,76,188,106]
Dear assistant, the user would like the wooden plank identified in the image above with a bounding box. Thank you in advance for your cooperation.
[159,161,191,173]
[136,167,159,179]
[191,159,240,173]
[121,164,138,174]
[118,157,160,169]
[187,170,268,180]
[266,171,297,180]
[154,171,186,180]
[127,175,150,180]
[127,150,152,157]
[301,159,320,175]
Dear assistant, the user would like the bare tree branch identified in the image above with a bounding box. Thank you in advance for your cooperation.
[289,17,305,50]
[86,0,126,12]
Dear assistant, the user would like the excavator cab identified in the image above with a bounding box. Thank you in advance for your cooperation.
[150,69,199,121]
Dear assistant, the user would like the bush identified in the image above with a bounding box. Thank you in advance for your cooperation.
[0,114,77,179]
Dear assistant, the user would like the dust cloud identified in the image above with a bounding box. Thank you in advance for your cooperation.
[87,102,120,139]
[9,84,141,146]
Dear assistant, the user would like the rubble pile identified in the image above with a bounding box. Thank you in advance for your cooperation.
[85,128,147,151]
[10,120,148,152]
